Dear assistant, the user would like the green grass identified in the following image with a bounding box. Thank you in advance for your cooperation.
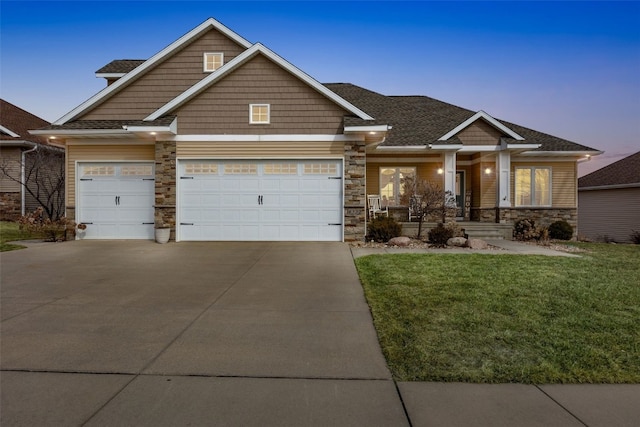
[355,243,640,383]
[0,221,41,251]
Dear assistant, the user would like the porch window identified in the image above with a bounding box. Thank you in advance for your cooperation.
[515,167,551,206]
[379,167,416,207]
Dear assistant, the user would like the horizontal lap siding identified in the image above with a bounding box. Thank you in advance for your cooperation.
[177,141,344,158]
[0,147,22,192]
[67,144,155,206]
[511,161,576,207]
[82,30,246,120]
[457,121,502,146]
[579,188,640,242]
[176,55,346,135]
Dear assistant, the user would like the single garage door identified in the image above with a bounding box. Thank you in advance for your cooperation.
[77,162,155,239]
[178,160,343,241]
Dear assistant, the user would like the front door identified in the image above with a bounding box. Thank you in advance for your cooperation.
[455,171,465,218]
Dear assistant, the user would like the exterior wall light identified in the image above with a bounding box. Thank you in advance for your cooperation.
[485,167,492,175]
[437,168,444,175]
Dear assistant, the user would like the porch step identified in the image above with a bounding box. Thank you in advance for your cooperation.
[400,222,513,240]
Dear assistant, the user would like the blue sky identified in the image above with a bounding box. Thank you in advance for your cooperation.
[1,1,639,176]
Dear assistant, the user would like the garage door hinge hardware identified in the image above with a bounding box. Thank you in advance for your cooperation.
[82,222,94,225]
[142,222,154,225]
[328,177,341,180]
[180,176,194,179]
[180,222,194,226]
[142,178,154,181]
[80,178,93,181]
[328,223,342,226]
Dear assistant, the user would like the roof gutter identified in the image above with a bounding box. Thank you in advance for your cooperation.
[578,182,640,191]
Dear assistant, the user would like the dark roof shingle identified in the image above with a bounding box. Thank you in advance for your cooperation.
[326,83,599,152]
[0,99,50,144]
[95,60,146,74]
[578,151,640,188]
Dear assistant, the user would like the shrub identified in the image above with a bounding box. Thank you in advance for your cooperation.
[513,218,540,241]
[428,223,453,247]
[18,207,75,242]
[631,230,640,245]
[366,216,401,243]
[445,221,465,238]
[548,220,573,240]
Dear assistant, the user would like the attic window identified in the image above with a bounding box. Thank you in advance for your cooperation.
[250,104,270,124]
[203,52,224,72]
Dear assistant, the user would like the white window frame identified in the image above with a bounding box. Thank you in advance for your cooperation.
[249,104,270,124]
[515,166,552,207]
[379,166,416,207]
[203,52,224,72]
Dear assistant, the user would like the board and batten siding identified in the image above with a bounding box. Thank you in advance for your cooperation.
[82,29,246,121]
[579,187,640,243]
[510,161,576,208]
[177,141,344,158]
[67,144,154,206]
[176,55,347,135]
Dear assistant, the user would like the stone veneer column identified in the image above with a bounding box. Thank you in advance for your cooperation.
[155,140,177,240]
[343,139,367,242]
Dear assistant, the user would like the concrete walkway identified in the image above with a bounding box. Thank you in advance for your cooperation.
[1,241,638,426]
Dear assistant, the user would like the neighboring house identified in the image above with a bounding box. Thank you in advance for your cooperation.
[578,152,640,243]
[0,99,63,220]
[31,18,600,242]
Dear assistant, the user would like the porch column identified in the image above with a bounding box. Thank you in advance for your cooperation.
[443,151,456,196]
[497,150,511,207]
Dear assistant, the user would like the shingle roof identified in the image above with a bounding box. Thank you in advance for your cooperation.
[325,83,599,152]
[578,151,640,188]
[43,116,177,131]
[95,60,145,74]
[0,99,50,144]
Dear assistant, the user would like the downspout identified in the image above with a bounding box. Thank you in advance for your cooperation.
[21,142,38,216]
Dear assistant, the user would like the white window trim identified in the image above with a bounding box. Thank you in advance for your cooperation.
[515,166,552,207]
[203,52,224,72]
[379,166,417,206]
[249,104,270,124]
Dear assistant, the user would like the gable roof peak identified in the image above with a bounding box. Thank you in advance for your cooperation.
[437,110,525,142]
[55,18,253,125]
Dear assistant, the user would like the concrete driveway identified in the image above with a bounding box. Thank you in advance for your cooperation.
[1,241,405,426]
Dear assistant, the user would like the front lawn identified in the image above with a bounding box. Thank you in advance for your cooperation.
[355,243,640,383]
[0,221,41,251]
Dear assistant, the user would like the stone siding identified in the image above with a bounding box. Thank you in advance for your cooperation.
[472,207,577,237]
[155,141,177,240]
[0,192,21,220]
[343,140,366,241]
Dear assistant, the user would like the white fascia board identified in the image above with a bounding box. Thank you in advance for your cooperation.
[375,145,429,151]
[429,144,464,151]
[438,110,525,141]
[54,18,252,125]
[125,118,177,134]
[0,124,20,138]
[95,73,125,79]
[30,129,131,137]
[147,43,375,122]
[518,150,603,157]
[169,134,359,142]
[344,125,390,133]
[506,144,542,150]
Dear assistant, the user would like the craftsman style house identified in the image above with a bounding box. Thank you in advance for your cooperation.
[32,18,600,241]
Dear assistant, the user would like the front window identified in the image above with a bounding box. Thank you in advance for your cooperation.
[379,167,416,207]
[515,167,551,206]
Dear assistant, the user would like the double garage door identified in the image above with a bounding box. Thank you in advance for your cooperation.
[178,160,343,241]
[77,160,343,241]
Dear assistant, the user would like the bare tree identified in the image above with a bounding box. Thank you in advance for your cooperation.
[0,144,65,220]
[400,176,457,239]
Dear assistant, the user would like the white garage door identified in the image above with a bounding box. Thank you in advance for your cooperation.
[178,160,343,241]
[77,163,155,239]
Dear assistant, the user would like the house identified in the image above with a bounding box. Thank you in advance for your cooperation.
[578,152,640,243]
[31,18,600,242]
[1,99,64,220]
